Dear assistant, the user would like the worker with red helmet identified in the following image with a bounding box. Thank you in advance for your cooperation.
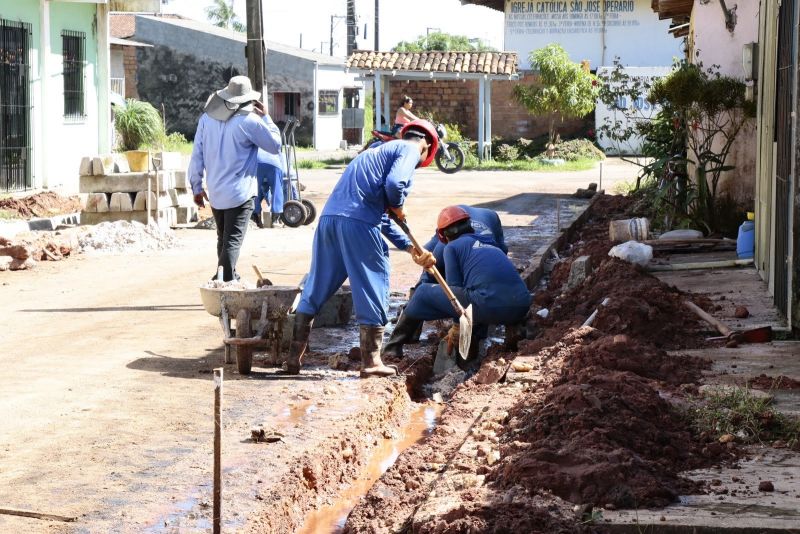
[384,204,507,357]
[385,205,531,362]
[287,119,440,378]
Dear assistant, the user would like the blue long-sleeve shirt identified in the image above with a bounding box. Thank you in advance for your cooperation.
[188,111,282,210]
[444,233,530,308]
[322,140,420,250]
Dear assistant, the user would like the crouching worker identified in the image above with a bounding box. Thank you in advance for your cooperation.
[386,206,530,362]
[287,120,440,377]
[384,205,508,357]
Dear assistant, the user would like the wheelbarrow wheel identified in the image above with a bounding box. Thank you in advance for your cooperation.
[301,199,316,225]
[235,309,253,375]
[281,200,307,228]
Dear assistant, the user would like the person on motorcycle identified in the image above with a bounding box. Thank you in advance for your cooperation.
[286,119,440,378]
[391,95,419,136]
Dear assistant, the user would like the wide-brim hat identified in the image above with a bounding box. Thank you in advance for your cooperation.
[217,75,260,104]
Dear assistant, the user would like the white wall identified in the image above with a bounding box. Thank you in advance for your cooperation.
[505,0,680,69]
[314,65,362,150]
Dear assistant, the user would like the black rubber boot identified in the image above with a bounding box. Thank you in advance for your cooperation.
[359,325,397,378]
[382,312,424,358]
[285,312,314,374]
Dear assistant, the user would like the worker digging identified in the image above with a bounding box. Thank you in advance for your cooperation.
[287,119,440,378]
[386,206,531,366]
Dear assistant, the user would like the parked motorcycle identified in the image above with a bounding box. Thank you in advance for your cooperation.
[365,123,465,174]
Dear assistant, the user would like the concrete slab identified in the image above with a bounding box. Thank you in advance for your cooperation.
[81,208,177,227]
[79,171,177,194]
[601,448,800,533]
[655,267,787,330]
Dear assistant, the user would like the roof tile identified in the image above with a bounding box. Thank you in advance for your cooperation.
[346,50,518,76]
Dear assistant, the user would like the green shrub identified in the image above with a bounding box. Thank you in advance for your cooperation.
[495,143,520,162]
[115,99,164,151]
[549,138,605,161]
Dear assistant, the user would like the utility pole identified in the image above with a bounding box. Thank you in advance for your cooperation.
[245,0,267,100]
[346,0,357,56]
[374,0,379,50]
[330,15,334,56]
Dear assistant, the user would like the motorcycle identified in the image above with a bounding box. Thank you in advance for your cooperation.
[364,123,465,174]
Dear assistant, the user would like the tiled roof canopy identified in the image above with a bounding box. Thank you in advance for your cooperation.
[346,51,518,76]
[459,0,503,11]
[651,0,693,36]
[110,13,136,38]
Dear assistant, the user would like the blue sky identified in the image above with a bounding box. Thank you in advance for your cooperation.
[161,0,505,55]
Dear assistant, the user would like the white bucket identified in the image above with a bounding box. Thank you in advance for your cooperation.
[609,217,650,243]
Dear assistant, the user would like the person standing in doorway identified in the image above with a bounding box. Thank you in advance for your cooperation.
[189,76,282,281]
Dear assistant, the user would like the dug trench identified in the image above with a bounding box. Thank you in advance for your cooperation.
[325,194,765,533]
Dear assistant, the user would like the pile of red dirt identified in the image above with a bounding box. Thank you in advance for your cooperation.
[747,374,800,390]
[0,191,81,219]
[0,234,73,270]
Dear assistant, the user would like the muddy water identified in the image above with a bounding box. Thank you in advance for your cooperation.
[297,403,441,534]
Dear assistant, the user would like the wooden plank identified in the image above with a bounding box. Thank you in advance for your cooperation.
[0,508,77,522]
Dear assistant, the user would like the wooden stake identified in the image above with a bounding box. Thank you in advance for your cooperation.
[0,508,76,522]
[213,368,223,534]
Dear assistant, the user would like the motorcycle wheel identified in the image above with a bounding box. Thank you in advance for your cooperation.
[435,143,465,174]
[281,200,308,228]
[301,199,317,225]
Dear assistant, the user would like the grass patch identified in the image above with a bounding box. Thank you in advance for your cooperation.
[464,157,597,172]
[296,157,353,169]
[688,387,800,448]
[0,208,17,220]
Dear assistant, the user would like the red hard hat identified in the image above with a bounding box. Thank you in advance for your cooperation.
[436,205,470,242]
[400,119,439,168]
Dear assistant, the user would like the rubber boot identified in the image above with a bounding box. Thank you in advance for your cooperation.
[285,312,314,374]
[359,325,397,378]
[382,312,424,358]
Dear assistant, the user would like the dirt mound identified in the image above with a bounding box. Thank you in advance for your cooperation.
[747,374,800,390]
[0,191,81,219]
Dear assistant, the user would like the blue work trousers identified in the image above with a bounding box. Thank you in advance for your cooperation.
[254,163,284,215]
[296,215,390,326]
[404,283,529,327]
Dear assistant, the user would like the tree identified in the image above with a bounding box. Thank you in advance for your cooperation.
[513,44,598,144]
[205,0,246,32]
[392,32,495,53]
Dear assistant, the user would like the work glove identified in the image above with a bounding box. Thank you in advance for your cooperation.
[194,190,209,208]
[445,324,460,354]
[411,248,436,269]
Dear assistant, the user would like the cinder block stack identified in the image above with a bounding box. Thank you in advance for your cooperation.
[79,152,197,227]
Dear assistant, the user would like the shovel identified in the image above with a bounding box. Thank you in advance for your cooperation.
[684,301,773,344]
[389,213,473,359]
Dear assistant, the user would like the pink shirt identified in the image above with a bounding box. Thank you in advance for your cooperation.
[395,109,412,125]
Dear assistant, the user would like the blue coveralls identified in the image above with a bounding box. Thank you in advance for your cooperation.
[254,149,286,216]
[419,206,508,284]
[296,141,416,326]
[405,233,530,328]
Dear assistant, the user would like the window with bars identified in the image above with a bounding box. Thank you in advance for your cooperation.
[62,30,85,119]
[318,90,339,115]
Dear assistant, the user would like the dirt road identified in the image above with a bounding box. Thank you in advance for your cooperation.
[0,161,633,532]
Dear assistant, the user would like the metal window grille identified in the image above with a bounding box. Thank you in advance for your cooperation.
[0,18,32,192]
[62,30,85,119]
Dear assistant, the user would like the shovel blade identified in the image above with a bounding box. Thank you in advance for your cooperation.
[458,305,473,359]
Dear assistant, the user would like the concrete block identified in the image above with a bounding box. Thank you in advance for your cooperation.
[174,170,189,189]
[79,157,93,176]
[112,153,131,173]
[175,206,198,224]
[153,151,183,171]
[84,193,109,213]
[173,188,195,208]
[109,192,134,212]
[92,155,115,176]
[133,191,173,211]
[80,207,177,227]
[565,255,591,290]
[80,173,156,194]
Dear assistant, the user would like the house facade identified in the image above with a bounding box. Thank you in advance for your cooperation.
[110,14,364,150]
[1,0,111,194]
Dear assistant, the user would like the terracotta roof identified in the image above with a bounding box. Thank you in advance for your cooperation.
[346,50,518,76]
[651,0,693,30]
[110,13,136,38]
[459,0,503,11]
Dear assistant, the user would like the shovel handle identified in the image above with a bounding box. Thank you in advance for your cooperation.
[389,212,466,317]
[684,301,734,337]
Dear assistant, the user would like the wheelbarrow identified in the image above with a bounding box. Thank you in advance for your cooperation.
[199,285,300,374]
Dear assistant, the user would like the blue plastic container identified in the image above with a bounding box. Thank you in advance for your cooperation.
[737,220,755,259]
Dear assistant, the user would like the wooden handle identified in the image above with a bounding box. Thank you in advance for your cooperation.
[252,265,264,282]
[684,301,733,336]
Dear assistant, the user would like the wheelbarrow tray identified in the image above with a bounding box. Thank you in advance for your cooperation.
[199,285,299,318]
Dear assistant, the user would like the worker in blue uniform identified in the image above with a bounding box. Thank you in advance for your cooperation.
[286,119,440,378]
[251,148,286,228]
[384,205,508,357]
[385,205,530,361]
